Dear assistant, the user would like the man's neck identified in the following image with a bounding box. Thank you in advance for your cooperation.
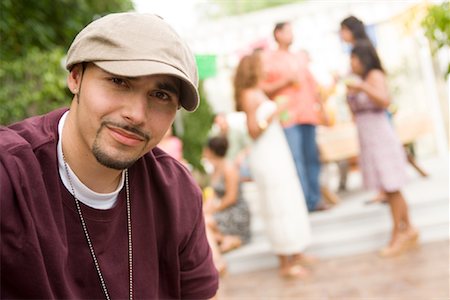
[277,43,290,52]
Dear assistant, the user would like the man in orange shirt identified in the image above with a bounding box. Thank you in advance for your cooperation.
[261,21,327,212]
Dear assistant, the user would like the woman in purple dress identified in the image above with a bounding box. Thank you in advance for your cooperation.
[345,41,419,257]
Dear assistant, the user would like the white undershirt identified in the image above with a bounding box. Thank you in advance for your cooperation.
[57,111,124,209]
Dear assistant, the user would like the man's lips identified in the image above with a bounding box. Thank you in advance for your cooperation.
[107,126,146,146]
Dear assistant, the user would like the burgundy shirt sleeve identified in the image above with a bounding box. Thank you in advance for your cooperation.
[179,203,219,299]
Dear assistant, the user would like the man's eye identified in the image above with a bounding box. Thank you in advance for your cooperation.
[111,77,127,86]
[152,91,170,100]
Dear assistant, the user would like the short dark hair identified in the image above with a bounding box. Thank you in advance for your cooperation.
[273,21,289,39]
[351,40,384,78]
[207,136,229,157]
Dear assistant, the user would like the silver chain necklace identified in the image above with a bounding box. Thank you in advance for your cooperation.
[62,154,133,300]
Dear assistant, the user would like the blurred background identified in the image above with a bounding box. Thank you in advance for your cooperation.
[1,0,448,298]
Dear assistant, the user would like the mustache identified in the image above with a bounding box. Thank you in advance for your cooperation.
[101,121,150,141]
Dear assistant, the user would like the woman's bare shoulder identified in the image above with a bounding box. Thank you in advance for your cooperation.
[367,69,386,81]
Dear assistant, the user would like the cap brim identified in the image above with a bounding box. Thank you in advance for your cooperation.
[93,61,199,112]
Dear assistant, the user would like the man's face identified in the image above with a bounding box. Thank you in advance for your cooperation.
[68,63,181,170]
[276,24,293,46]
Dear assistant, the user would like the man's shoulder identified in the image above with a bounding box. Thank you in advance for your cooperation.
[0,126,29,153]
[140,147,198,188]
[135,148,203,221]
[1,109,66,155]
[150,147,187,168]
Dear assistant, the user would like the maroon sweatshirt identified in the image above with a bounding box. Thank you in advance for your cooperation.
[0,109,218,299]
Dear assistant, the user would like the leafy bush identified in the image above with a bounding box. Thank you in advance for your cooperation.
[0,0,133,60]
[180,81,215,171]
[0,47,70,125]
[421,1,450,77]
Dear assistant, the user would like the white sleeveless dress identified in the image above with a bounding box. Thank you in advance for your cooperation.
[248,99,311,255]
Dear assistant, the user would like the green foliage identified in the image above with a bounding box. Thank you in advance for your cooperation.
[0,0,133,60]
[0,47,70,125]
[421,1,450,76]
[180,81,215,171]
[197,0,302,19]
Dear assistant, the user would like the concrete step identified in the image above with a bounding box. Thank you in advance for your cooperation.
[224,157,449,274]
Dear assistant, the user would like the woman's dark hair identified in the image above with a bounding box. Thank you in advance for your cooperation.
[340,16,370,42]
[207,136,229,157]
[351,40,384,78]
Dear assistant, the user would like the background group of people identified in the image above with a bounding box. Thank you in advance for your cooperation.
[188,15,420,280]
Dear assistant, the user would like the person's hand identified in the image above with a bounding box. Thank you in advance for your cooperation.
[203,197,218,214]
[345,81,364,92]
[344,75,363,95]
[288,72,300,89]
[274,95,289,110]
[274,95,290,122]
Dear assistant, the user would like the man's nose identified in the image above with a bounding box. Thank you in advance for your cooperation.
[121,94,148,126]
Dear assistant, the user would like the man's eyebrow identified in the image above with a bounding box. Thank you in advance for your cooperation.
[107,70,180,94]
[157,81,180,95]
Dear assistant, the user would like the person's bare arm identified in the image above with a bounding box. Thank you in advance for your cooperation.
[260,76,293,98]
[241,89,265,140]
[214,163,240,211]
[346,70,391,109]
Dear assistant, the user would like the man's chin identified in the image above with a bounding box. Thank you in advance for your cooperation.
[92,147,138,170]
[96,156,137,170]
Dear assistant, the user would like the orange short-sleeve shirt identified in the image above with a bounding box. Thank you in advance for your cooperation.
[263,50,322,127]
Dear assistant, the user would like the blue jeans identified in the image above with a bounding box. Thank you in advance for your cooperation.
[283,124,321,211]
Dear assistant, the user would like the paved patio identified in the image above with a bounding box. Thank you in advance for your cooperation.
[217,240,449,299]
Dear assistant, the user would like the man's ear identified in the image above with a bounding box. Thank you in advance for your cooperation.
[67,64,84,95]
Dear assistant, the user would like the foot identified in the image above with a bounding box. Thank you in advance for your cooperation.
[402,228,420,245]
[219,235,242,253]
[379,229,419,257]
[292,254,319,267]
[365,192,388,205]
[321,186,340,205]
[311,202,331,212]
[215,261,227,277]
[279,264,310,279]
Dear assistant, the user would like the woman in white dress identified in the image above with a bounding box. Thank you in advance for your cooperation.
[233,51,314,278]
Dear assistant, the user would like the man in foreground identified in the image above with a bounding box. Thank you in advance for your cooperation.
[1,12,218,299]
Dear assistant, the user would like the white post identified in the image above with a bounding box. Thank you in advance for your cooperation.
[417,33,449,159]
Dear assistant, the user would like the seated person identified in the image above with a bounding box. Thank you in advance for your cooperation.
[202,136,251,253]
